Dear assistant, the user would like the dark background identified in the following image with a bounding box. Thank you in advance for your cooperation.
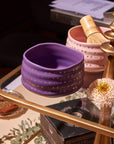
[0,0,70,77]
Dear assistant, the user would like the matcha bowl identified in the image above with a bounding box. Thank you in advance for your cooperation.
[21,43,84,96]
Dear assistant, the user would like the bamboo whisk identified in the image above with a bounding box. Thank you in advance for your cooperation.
[80,15,108,44]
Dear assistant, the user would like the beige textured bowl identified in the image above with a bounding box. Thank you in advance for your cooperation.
[66,25,109,88]
[66,25,109,72]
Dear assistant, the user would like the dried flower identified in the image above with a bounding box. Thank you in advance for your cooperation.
[87,78,114,109]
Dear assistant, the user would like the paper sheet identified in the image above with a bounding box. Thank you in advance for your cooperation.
[49,0,114,19]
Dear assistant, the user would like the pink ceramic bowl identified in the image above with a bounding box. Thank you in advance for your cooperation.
[66,25,109,72]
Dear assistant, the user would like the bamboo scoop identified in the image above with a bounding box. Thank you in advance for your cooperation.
[80,15,108,44]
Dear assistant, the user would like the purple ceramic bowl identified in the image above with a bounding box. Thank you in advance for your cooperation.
[21,43,84,96]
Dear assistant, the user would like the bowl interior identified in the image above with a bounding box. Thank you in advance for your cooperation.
[70,26,107,43]
[25,43,83,70]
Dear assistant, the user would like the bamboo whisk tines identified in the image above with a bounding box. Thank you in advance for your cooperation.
[80,15,108,44]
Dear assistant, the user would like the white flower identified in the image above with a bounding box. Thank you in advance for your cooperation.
[87,78,114,109]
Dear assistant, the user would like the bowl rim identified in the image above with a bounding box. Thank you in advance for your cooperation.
[23,42,84,71]
[67,25,110,47]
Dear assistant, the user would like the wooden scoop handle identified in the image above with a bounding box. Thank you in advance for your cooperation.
[80,15,99,37]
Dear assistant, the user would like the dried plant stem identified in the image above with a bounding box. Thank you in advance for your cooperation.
[94,104,112,144]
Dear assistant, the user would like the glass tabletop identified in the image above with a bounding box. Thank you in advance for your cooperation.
[0,65,113,144]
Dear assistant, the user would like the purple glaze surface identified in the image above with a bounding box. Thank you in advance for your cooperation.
[21,42,84,96]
